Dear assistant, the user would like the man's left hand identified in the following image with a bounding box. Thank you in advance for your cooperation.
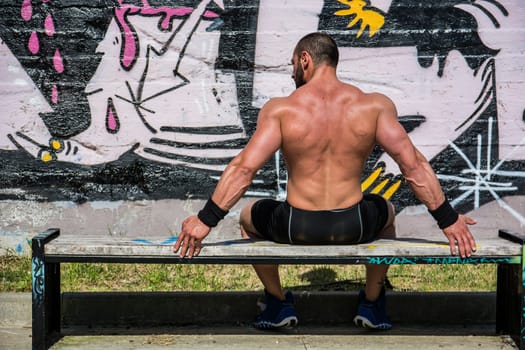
[442,214,477,258]
[174,216,211,258]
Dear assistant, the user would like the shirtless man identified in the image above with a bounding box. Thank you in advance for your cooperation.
[174,32,477,330]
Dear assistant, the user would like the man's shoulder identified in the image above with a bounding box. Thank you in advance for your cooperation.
[266,95,292,104]
[331,81,390,104]
[258,96,295,122]
[261,96,293,111]
[263,94,301,112]
[346,90,395,115]
[364,91,395,106]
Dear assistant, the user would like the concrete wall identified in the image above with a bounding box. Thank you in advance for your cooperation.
[1,0,524,253]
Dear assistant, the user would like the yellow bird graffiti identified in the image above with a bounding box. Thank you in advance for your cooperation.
[335,0,385,38]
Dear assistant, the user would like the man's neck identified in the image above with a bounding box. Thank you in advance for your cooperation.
[307,65,338,84]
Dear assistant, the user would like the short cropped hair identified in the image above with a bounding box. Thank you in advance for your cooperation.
[294,32,339,67]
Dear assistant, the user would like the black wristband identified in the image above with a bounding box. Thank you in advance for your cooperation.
[197,198,228,228]
[428,198,459,229]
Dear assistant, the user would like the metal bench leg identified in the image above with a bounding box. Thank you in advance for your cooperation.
[496,264,522,346]
[32,229,61,350]
[498,229,525,349]
[516,245,525,350]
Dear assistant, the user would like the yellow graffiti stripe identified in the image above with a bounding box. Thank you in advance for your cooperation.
[371,179,389,194]
[382,179,401,200]
[376,243,452,249]
[361,166,382,192]
[367,243,481,250]
[361,166,402,200]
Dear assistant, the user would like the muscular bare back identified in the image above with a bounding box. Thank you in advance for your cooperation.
[176,32,476,261]
[276,78,384,211]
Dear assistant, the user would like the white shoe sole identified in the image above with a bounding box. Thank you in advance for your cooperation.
[353,315,391,330]
[255,315,298,329]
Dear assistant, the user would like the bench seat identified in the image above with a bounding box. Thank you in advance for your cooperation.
[43,234,521,264]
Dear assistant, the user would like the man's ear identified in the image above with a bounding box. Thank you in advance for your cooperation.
[300,51,309,68]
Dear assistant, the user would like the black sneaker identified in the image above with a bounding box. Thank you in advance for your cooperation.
[254,290,298,330]
[353,288,392,330]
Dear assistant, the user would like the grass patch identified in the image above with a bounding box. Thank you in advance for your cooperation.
[1,253,497,293]
[0,254,32,292]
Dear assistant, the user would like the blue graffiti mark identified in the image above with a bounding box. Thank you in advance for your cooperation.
[367,256,515,265]
[15,243,23,254]
[31,257,44,306]
[132,239,154,244]
[421,257,514,264]
[206,18,224,32]
[368,257,417,265]
[161,237,178,245]
[132,237,178,245]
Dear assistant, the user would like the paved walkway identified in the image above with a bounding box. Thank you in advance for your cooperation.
[0,292,519,350]
[0,324,518,350]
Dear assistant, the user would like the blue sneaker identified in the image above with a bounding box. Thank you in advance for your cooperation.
[254,290,298,330]
[353,288,392,330]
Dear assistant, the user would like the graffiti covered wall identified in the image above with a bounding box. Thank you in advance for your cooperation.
[1,0,524,252]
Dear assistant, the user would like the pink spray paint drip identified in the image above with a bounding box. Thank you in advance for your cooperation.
[22,1,59,104]
[51,84,58,104]
[53,49,64,73]
[44,13,55,36]
[44,9,61,106]
[28,31,39,54]
[105,98,120,134]
[21,0,32,21]
[114,0,194,70]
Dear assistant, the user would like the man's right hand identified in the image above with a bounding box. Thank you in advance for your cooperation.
[174,216,211,258]
[441,215,477,258]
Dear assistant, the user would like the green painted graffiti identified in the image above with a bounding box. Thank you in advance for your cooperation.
[367,256,518,265]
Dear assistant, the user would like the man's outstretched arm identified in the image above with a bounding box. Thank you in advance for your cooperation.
[174,99,283,258]
[374,94,476,258]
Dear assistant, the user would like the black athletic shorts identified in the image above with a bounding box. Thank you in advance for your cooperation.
[250,194,389,245]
